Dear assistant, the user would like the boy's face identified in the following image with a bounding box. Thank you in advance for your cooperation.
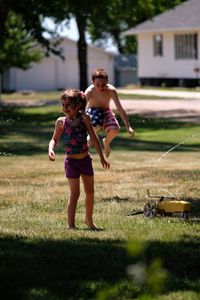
[93,78,108,92]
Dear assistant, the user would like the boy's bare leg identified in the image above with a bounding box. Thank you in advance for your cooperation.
[103,129,119,157]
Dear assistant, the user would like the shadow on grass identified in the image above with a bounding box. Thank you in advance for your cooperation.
[0,236,130,300]
[120,114,200,130]
[110,136,200,152]
[186,197,200,217]
[102,196,133,202]
[0,106,60,123]
[1,137,199,156]
[0,107,200,155]
[0,106,62,155]
[0,235,199,299]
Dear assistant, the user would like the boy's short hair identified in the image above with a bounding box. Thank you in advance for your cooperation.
[92,68,108,81]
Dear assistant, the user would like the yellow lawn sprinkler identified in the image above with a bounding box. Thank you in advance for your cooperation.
[128,190,192,219]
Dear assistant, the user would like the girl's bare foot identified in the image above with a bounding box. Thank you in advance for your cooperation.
[67,225,78,230]
[85,221,103,231]
[103,138,110,157]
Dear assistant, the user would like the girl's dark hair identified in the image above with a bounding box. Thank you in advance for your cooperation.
[61,89,86,113]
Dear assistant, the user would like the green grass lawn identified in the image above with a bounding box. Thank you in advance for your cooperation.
[1,89,193,102]
[0,103,200,300]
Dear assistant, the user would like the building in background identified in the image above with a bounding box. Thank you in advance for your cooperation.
[114,54,138,87]
[123,0,200,87]
[3,38,115,92]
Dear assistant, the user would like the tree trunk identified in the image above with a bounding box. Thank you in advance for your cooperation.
[0,73,2,101]
[75,16,88,91]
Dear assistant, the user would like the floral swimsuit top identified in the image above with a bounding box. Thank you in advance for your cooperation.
[62,116,88,155]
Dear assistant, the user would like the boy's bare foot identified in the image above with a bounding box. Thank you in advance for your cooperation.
[103,138,110,157]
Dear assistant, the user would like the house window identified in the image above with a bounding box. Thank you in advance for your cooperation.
[153,34,163,56]
[175,33,198,59]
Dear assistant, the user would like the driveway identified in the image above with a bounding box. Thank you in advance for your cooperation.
[110,99,200,122]
[1,88,200,122]
[117,88,200,99]
[113,88,200,123]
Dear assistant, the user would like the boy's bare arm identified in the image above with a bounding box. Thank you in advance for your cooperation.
[111,89,135,135]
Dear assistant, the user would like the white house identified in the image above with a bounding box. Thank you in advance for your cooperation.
[3,38,115,91]
[123,0,200,87]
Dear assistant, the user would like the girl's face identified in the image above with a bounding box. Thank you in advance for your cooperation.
[61,99,80,118]
[93,78,108,92]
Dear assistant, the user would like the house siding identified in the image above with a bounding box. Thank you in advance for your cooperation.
[88,47,114,84]
[123,1,200,86]
[3,39,115,91]
[138,31,200,80]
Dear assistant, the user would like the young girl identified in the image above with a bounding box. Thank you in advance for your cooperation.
[48,89,110,230]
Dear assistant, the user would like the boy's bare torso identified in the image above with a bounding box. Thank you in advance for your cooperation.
[85,84,115,110]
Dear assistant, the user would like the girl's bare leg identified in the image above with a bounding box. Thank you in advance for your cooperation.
[103,129,119,157]
[81,174,97,229]
[67,178,80,228]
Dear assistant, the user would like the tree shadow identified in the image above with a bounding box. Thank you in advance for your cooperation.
[185,197,200,216]
[110,136,200,152]
[0,106,62,155]
[102,196,133,202]
[102,114,200,152]
[145,236,200,292]
[0,236,130,300]
[120,114,200,130]
[0,234,200,299]
[0,108,200,155]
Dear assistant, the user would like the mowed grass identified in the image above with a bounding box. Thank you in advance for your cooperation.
[0,102,200,299]
[1,89,187,102]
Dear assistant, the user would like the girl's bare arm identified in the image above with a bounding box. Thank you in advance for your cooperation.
[83,114,110,169]
[48,118,64,161]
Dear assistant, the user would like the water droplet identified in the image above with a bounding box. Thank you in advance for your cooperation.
[0,152,16,157]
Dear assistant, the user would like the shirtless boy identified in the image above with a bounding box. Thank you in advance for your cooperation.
[85,68,134,157]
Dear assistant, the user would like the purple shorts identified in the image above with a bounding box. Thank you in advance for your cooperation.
[64,155,94,178]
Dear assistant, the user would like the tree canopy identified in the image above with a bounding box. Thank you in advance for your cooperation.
[0,0,68,93]
[0,0,187,91]
[87,0,187,53]
[0,11,42,74]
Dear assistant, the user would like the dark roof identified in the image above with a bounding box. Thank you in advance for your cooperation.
[115,54,137,68]
[124,0,200,35]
